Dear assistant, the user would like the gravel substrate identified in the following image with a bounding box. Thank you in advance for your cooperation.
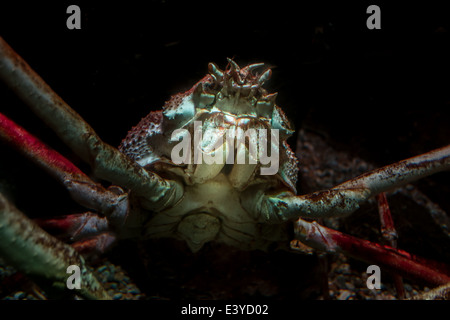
[0,258,144,300]
[0,253,435,301]
[324,253,428,300]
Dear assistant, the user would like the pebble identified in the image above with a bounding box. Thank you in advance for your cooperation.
[107,272,116,282]
[101,270,110,280]
[90,262,143,300]
[127,287,140,294]
[336,263,351,275]
[13,291,25,299]
[345,281,355,290]
[97,265,107,273]
[1,257,145,300]
[403,284,412,292]
[338,290,352,300]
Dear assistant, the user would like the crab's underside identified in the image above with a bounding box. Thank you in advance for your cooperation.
[0,36,449,299]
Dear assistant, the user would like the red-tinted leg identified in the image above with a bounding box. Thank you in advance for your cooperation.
[35,213,117,256]
[35,212,110,241]
[293,219,450,287]
[71,232,117,257]
[0,112,125,257]
[376,192,405,298]
[0,112,128,226]
[0,36,181,212]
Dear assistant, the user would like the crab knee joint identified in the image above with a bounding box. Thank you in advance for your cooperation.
[253,188,371,223]
[142,179,184,212]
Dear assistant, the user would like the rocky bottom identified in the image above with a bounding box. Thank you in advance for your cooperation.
[0,247,433,301]
[0,258,143,300]
[323,253,428,300]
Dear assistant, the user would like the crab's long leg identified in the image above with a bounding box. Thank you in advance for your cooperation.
[71,232,117,257]
[0,193,111,299]
[252,146,450,287]
[376,192,405,298]
[292,219,450,286]
[35,212,111,241]
[0,36,182,210]
[0,112,128,225]
[253,145,450,222]
[0,112,124,255]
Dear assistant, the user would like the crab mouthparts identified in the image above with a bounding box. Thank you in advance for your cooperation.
[177,213,221,252]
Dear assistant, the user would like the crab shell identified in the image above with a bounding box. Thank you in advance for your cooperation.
[119,60,299,251]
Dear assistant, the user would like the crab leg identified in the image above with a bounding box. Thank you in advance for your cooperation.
[255,145,450,222]
[376,193,398,245]
[0,193,111,299]
[71,232,117,257]
[0,112,122,254]
[35,212,111,241]
[0,36,182,210]
[0,112,128,225]
[255,146,450,287]
[376,192,405,298]
[292,219,450,286]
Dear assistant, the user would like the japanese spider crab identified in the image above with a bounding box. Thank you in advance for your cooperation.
[0,36,449,300]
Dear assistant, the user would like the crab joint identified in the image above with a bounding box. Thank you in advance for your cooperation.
[293,218,450,286]
[0,112,129,227]
[0,193,111,299]
[293,219,338,253]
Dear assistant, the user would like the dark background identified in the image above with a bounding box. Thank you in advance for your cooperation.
[0,1,449,163]
[1,1,449,159]
[0,0,449,300]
